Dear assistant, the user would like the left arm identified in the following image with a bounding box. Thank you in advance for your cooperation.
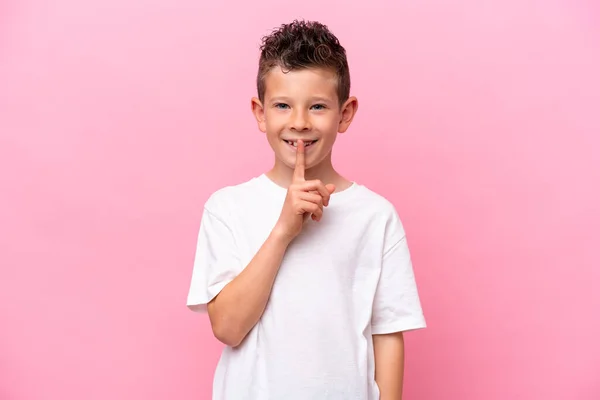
[373,331,405,400]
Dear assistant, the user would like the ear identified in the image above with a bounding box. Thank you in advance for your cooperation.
[251,97,267,133]
[338,96,358,133]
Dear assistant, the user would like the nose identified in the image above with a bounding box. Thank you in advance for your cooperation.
[289,109,311,131]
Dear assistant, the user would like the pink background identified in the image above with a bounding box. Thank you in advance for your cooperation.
[1,1,599,399]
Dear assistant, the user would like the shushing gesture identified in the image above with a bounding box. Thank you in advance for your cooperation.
[274,139,336,241]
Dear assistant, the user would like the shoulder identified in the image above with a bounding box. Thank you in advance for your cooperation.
[203,175,263,216]
[350,183,408,242]
[352,184,402,219]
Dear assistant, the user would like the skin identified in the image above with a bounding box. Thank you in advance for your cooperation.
[251,66,357,191]
[207,65,405,399]
[374,331,406,400]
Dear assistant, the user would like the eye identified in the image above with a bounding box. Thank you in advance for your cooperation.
[311,104,327,110]
[274,103,289,109]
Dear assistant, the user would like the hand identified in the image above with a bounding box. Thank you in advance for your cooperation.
[273,139,335,241]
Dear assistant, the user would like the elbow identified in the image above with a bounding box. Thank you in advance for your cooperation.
[207,297,247,347]
[208,307,245,347]
[212,322,244,348]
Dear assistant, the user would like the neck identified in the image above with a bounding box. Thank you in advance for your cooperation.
[266,153,352,192]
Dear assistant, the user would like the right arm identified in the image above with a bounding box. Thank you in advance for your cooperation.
[207,140,334,347]
[206,227,291,347]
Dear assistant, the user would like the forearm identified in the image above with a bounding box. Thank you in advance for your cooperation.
[374,332,405,400]
[207,228,291,347]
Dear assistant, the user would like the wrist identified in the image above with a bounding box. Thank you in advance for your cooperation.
[270,223,295,247]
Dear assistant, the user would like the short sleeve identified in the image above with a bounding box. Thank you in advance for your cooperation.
[371,214,426,334]
[186,205,242,313]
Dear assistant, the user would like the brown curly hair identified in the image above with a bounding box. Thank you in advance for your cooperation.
[256,20,351,107]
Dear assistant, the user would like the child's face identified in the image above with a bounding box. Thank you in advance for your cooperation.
[252,66,357,173]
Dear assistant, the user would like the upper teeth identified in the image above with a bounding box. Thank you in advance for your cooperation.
[287,140,315,147]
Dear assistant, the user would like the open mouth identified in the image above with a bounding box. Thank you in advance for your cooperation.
[283,139,318,148]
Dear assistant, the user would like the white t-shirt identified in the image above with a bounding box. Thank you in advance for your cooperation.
[187,174,426,400]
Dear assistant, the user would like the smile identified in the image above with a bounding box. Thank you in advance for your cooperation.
[283,139,318,148]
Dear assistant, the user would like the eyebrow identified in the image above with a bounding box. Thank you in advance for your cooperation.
[311,96,334,103]
[269,97,292,103]
[269,96,334,103]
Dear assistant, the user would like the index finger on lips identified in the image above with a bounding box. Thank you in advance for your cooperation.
[293,139,305,182]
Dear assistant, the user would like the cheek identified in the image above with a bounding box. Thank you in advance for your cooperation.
[315,118,339,136]
[265,113,286,131]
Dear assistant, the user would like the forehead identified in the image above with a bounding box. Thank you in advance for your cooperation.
[264,66,338,100]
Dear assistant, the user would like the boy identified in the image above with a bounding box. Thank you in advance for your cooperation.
[187,20,426,400]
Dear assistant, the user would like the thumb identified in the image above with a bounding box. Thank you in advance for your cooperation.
[326,183,336,194]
